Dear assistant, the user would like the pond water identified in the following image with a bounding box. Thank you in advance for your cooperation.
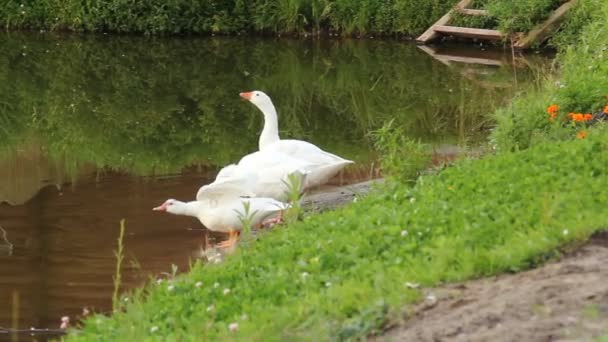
[0,32,548,336]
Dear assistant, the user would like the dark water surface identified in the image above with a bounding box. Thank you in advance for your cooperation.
[0,32,549,335]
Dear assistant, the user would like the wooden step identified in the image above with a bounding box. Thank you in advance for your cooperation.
[456,8,489,16]
[417,0,473,43]
[433,25,503,40]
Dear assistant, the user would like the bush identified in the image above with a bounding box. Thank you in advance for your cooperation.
[491,0,608,152]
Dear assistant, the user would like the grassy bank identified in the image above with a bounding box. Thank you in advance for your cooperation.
[65,0,608,340]
[0,0,582,37]
[70,125,608,341]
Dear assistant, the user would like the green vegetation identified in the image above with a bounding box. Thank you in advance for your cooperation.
[1,0,579,37]
[1,0,459,36]
[491,0,608,151]
[69,124,608,341]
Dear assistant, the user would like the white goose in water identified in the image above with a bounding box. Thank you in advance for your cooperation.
[153,175,289,249]
[239,91,354,187]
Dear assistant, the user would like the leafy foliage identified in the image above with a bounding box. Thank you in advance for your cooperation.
[491,0,608,152]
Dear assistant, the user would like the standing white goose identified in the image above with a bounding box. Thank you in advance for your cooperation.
[239,90,354,187]
[153,176,289,248]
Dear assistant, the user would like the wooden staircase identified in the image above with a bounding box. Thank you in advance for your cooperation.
[417,0,577,49]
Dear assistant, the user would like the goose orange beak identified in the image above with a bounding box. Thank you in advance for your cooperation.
[152,203,167,212]
[239,92,253,100]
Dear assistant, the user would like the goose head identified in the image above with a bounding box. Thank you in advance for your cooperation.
[239,91,275,113]
[153,199,188,215]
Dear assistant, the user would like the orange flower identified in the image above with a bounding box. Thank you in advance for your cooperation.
[584,113,593,121]
[546,104,559,115]
[603,105,608,114]
[549,112,557,121]
[572,113,584,122]
[576,130,587,139]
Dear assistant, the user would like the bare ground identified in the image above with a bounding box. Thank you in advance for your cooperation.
[379,231,608,342]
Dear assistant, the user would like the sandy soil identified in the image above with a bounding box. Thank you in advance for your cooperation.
[380,231,608,342]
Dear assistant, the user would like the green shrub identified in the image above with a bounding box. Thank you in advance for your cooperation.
[491,0,608,152]
[487,0,559,34]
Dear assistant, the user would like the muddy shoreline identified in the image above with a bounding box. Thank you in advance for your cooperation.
[378,231,608,341]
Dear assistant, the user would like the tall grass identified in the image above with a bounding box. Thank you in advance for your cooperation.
[1,0,460,36]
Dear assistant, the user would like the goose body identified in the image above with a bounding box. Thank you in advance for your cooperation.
[212,150,311,201]
[153,178,288,234]
[239,90,354,187]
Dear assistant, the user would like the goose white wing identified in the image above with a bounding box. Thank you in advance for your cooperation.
[196,173,257,204]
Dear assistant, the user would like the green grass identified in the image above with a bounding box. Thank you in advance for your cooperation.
[1,0,582,37]
[1,0,459,36]
[69,125,608,340]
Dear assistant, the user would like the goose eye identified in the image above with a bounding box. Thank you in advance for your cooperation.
[256,93,260,97]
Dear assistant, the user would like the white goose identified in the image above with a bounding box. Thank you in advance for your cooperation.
[153,175,289,248]
[239,91,354,187]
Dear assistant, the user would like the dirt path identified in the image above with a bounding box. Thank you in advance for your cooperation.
[380,232,608,342]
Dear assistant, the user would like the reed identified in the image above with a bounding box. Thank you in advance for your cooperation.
[112,219,126,312]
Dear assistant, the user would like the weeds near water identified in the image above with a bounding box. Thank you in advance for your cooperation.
[112,219,126,312]
[282,171,305,224]
[11,291,19,342]
[371,120,430,184]
[236,201,258,237]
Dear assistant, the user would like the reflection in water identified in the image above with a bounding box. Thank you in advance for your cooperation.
[0,32,549,334]
[0,224,12,257]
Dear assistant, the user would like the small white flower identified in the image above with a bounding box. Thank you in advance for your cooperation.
[353,197,358,203]
[150,326,159,333]
[229,322,239,331]
[195,281,203,288]
[206,305,215,312]
[223,288,231,295]
[213,282,220,288]
[301,272,309,279]
[156,279,163,285]
[325,282,332,287]
[410,197,416,203]
[400,230,408,237]
[20,4,24,7]
[123,297,129,302]
[167,285,175,292]
[563,229,569,236]
[21,11,25,15]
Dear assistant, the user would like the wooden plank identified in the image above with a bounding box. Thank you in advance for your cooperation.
[437,54,503,66]
[433,25,503,40]
[456,8,489,16]
[417,45,505,66]
[417,45,453,66]
[416,0,473,43]
[514,0,577,49]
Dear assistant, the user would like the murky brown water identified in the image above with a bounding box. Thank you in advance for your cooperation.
[0,32,549,339]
